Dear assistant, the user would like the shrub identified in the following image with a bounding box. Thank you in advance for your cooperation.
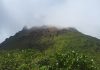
[38,51,97,70]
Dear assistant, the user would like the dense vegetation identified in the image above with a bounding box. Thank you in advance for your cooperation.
[0,26,100,70]
[38,51,97,70]
[0,49,98,70]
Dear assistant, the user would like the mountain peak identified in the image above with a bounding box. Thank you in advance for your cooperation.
[0,25,100,53]
[22,26,28,31]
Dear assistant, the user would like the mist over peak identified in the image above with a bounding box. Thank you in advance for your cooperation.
[0,0,100,69]
[0,0,100,43]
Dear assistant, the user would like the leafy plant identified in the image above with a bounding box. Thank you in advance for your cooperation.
[38,51,97,70]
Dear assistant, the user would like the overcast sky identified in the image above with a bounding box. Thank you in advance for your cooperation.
[0,0,100,43]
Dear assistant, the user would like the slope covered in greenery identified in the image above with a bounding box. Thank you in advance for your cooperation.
[0,26,100,70]
[0,50,98,70]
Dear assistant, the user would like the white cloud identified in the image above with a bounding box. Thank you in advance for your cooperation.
[45,0,100,37]
[0,0,100,43]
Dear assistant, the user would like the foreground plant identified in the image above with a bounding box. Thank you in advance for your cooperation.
[38,51,97,70]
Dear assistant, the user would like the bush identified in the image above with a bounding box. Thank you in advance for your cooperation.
[38,51,97,70]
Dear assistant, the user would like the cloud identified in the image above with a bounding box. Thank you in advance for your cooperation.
[0,0,100,43]
[45,0,100,37]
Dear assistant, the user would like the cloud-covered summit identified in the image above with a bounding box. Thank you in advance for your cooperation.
[0,0,100,43]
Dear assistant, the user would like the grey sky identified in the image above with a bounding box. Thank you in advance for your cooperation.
[0,0,100,43]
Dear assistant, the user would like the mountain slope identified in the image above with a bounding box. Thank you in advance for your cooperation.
[0,26,78,49]
[0,26,100,52]
[0,26,100,69]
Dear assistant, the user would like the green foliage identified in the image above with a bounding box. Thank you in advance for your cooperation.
[0,27,100,69]
[38,51,97,70]
[0,49,38,70]
[0,49,98,70]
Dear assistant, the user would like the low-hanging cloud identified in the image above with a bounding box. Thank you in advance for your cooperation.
[0,0,100,43]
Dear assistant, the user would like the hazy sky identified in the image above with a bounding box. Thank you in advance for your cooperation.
[0,0,100,43]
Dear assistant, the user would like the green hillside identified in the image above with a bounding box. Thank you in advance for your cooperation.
[0,26,100,70]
